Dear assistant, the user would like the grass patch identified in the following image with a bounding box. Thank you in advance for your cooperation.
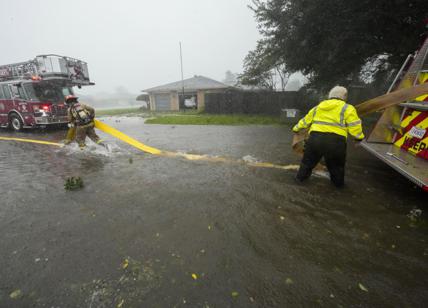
[145,114,281,125]
[96,107,141,116]
[96,108,281,125]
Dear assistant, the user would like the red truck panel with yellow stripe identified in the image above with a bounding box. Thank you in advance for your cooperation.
[393,72,428,160]
[394,109,428,159]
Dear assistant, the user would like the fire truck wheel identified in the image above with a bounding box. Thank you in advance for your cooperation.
[9,113,24,131]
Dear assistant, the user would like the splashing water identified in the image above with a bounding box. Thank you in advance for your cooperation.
[242,155,258,163]
[58,140,126,157]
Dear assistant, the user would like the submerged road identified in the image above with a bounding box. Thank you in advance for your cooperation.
[0,117,427,307]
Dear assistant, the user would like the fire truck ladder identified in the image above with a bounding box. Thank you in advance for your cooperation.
[0,55,93,86]
[0,59,38,82]
[396,37,428,90]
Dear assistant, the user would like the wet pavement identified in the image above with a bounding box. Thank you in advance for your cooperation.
[0,117,427,307]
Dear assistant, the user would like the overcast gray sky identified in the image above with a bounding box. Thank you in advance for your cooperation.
[0,0,260,95]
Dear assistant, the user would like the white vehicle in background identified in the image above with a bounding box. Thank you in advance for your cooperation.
[184,96,196,109]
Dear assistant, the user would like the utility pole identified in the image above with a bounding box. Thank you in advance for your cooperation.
[179,42,185,110]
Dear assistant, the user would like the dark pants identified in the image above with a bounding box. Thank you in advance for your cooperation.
[296,132,347,187]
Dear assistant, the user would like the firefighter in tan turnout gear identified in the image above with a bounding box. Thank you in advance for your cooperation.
[292,86,364,187]
[64,95,104,148]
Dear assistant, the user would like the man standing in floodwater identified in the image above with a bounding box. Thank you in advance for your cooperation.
[292,86,364,187]
[64,95,104,149]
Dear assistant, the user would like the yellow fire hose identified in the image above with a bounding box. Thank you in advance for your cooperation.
[0,119,299,171]
[94,120,299,170]
[94,120,162,155]
[0,136,63,147]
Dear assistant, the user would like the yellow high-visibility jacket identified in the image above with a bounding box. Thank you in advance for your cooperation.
[292,98,364,140]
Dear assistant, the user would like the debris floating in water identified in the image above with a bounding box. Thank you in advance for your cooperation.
[285,278,294,285]
[122,259,129,269]
[358,283,369,292]
[407,208,422,221]
[64,177,84,191]
[9,289,23,299]
[191,273,198,280]
[117,299,125,308]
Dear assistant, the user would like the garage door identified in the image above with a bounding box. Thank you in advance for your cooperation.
[155,94,170,111]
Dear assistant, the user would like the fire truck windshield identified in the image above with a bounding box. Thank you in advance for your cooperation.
[23,83,74,103]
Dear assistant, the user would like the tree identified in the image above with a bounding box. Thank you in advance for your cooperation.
[222,70,238,86]
[245,0,428,91]
[240,40,291,90]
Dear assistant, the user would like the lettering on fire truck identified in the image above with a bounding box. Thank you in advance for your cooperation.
[403,136,427,151]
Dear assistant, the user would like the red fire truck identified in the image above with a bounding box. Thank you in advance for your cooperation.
[0,55,94,131]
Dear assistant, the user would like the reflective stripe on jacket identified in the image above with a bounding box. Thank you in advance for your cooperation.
[292,98,364,140]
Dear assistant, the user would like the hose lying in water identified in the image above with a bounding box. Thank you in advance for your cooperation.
[94,119,162,155]
[93,120,299,170]
[0,120,300,171]
[0,136,64,147]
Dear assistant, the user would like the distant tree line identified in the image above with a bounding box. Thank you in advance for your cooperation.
[240,0,428,93]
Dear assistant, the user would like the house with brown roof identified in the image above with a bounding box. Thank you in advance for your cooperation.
[142,75,230,111]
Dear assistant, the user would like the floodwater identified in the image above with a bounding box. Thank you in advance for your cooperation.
[0,117,427,307]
